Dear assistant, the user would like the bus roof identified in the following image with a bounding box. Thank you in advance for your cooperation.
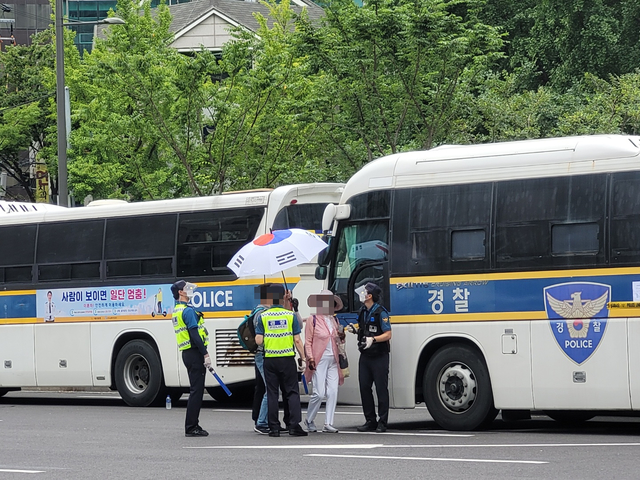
[0,183,344,226]
[342,135,640,201]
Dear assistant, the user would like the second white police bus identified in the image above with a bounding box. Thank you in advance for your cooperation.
[0,183,343,405]
[319,135,640,430]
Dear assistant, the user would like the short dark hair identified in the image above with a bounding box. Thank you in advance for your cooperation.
[259,283,285,303]
[365,282,382,303]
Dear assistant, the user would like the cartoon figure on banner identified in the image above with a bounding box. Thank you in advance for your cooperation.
[44,290,56,322]
[544,282,610,365]
[152,287,167,317]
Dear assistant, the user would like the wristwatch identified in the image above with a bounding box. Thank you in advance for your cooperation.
[372,337,377,343]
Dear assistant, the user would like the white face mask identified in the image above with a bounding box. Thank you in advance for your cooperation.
[184,282,198,299]
[355,285,368,303]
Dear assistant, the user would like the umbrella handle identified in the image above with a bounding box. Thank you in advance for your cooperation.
[281,271,289,291]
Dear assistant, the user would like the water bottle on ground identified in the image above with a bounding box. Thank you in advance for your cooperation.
[166,394,171,410]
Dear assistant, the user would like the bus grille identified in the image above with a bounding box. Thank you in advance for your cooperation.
[215,329,255,366]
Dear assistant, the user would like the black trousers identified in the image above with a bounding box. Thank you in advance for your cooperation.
[182,348,206,433]
[264,356,301,431]
[252,362,264,423]
[358,352,390,426]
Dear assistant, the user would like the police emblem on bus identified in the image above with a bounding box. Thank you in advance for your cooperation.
[543,282,610,365]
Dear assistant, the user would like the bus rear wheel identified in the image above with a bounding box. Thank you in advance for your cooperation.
[115,340,164,407]
[424,344,498,431]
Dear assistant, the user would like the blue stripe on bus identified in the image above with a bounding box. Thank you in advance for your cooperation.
[389,270,640,317]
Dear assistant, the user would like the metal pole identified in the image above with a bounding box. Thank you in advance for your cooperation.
[55,0,68,207]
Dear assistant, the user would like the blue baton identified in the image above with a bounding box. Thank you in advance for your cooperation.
[301,373,309,394]
[206,365,232,397]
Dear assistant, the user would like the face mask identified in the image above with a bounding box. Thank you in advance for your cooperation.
[184,282,198,299]
[355,285,368,303]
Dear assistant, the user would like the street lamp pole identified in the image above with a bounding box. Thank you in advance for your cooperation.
[54,15,124,207]
[54,0,67,206]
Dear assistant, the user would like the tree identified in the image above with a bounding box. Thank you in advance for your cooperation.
[297,0,504,163]
[0,29,56,201]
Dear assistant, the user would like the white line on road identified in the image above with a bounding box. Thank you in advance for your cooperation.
[305,454,547,465]
[381,442,640,449]
[0,469,45,474]
[340,431,473,438]
[210,409,364,415]
[185,444,383,450]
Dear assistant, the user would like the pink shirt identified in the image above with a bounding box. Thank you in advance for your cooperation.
[304,314,345,385]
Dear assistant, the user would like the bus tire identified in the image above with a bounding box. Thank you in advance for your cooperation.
[424,344,498,431]
[545,410,595,424]
[115,340,164,407]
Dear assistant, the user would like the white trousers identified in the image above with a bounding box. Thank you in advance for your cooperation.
[306,354,340,426]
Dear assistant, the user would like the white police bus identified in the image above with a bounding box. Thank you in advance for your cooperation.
[0,183,343,406]
[319,135,640,430]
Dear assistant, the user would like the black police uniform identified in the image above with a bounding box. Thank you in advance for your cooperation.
[356,302,391,429]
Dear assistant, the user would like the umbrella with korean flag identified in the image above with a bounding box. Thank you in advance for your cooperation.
[227,228,328,283]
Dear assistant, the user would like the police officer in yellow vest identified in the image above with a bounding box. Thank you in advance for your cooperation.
[172,280,210,437]
[255,283,308,437]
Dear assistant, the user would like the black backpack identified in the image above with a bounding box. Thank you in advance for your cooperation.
[237,305,269,353]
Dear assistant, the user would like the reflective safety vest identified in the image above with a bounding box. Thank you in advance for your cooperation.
[173,303,209,351]
[262,307,295,358]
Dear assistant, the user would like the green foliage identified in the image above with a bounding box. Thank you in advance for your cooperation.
[0,29,57,201]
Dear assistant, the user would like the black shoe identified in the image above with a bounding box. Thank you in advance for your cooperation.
[357,421,377,432]
[279,425,288,432]
[254,425,270,435]
[289,425,308,437]
[185,427,209,437]
[269,430,280,437]
[376,422,387,433]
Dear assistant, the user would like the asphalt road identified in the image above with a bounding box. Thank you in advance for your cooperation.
[1,390,640,479]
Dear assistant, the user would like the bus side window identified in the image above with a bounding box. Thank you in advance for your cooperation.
[177,208,263,277]
[0,224,36,284]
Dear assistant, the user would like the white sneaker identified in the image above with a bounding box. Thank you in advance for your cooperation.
[322,424,339,433]
[305,419,317,432]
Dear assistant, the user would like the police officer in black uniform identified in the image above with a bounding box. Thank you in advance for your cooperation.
[348,282,392,433]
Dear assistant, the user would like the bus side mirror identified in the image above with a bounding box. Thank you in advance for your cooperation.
[315,266,327,280]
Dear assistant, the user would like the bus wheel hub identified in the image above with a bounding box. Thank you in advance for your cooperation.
[438,363,476,412]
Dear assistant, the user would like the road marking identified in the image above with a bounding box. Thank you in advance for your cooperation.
[340,431,473,438]
[382,442,640,449]
[185,444,384,450]
[211,409,363,415]
[305,454,547,465]
[0,469,45,474]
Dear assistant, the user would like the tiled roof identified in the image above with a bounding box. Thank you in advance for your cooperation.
[169,0,325,35]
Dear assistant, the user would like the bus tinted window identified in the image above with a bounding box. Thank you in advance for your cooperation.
[611,172,640,264]
[273,203,328,232]
[177,208,263,277]
[0,224,36,266]
[399,184,491,274]
[105,215,177,259]
[348,191,390,220]
[36,220,104,263]
[496,175,605,269]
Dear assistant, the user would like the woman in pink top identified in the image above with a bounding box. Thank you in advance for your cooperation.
[304,290,345,433]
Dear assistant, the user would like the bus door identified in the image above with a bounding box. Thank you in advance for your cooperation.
[329,220,390,404]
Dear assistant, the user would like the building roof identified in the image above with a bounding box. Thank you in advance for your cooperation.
[170,0,324,34]
[168,0,324,52]
[96,0,324,52]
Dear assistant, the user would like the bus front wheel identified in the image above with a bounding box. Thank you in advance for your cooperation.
[115,340,164,407]
[424,344,498,431]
